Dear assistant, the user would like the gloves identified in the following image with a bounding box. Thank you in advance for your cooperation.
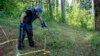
[20,23,25,28]
[41,21,47,28]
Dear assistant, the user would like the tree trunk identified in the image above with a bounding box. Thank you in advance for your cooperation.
[61,0,66,23]
[94,0,100,31]
[35,0,38,6]
[55,0,59,19]
[48,0,54,20]
[27,0,32,8]
[46,0,49,11]
[56,0,58,14]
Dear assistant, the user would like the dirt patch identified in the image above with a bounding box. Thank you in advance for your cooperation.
[0,26,16,56]
[0,28,7,43]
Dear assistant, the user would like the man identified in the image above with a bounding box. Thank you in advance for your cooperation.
[18,6,47,50]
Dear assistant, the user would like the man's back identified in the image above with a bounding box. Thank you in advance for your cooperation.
[23,8,39,24]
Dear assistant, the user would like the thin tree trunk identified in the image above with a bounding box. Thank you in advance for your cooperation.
[46,0,49,11]
[56,0,58,14]
[55,0,58,19]
[35,0,38,6]
[27,0,32,8]
[48,0,54,20]
[61,0,66,23]
[94,0,100,31]
[91,0,94,15]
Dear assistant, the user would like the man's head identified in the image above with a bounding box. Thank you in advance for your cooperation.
[35,6,43,14]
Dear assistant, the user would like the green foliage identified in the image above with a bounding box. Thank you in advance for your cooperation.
[0,0,100,56]
[0,0,95,29]
[90,33,100,56]
[42,9,51,21]
[0,0,18,14]
[66,3,94,29]
[90,34,100,46]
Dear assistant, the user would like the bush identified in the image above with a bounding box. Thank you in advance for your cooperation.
[66,3,94,29]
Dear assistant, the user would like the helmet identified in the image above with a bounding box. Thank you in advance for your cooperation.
[35,6,43,13]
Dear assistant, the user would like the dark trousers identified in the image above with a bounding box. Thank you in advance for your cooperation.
[18,24,34,48]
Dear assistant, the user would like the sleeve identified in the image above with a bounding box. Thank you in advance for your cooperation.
[36,13,42,18]
[37,14,40,18]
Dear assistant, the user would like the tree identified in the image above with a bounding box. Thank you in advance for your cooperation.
[61,0,66,23]
[48,0,54,20]
[94,0,100,31]
[55,0,59,19]
[0,0,18,14]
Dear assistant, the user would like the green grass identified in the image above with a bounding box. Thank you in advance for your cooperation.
[0,17,100,56]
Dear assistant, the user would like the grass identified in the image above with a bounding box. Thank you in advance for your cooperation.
[0,17,100,56]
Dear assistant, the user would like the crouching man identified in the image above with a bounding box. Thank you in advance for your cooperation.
[18,6,47,50]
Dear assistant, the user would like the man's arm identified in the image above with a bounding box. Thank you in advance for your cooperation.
[38,15,47,28]
[20,12,26,23]
[38,16,43,23]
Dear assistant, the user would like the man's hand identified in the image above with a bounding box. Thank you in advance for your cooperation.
[41,21,47,28]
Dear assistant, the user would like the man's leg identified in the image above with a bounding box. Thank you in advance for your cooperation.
[26,24,35,47]
[18,25,26,50]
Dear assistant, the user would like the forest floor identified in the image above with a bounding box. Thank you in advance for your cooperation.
[0,20,100,56]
